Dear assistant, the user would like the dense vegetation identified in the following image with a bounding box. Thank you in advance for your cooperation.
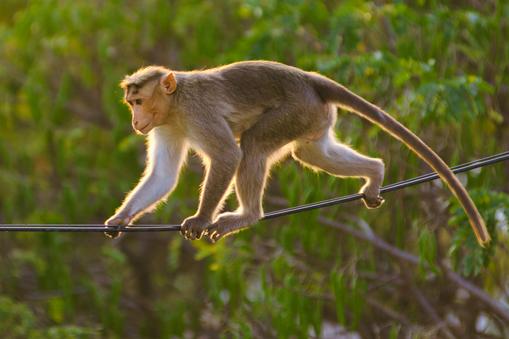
[1,0,508,337]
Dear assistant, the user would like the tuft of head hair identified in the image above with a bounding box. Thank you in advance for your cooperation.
[120,66,170,89]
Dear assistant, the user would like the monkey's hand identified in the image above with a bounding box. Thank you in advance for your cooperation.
[181,215,211,240]
[104,214,132,239]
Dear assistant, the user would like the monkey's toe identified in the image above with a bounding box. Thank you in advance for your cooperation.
[205,225,228,243]
[206,225,246,243]
[362,195,385,209]
[204,221,233,243]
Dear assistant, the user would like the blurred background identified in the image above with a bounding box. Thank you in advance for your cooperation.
[0,0,508,338]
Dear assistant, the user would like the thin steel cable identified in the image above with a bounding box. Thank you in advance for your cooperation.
[1,151,508,232]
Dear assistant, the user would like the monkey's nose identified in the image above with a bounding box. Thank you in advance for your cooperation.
[133,120,139,128]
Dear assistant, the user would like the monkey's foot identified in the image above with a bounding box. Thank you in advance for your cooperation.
[205,212,260,243]
[181,215,211,240]
[104,215,131,239]
[360,182,384,209]
[361,195,385,209]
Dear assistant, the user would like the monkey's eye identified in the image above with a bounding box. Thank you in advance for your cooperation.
[135,99,143,105]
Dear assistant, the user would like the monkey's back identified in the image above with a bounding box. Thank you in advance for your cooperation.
[176,61,332,140]
[213,61,331,140]
[215,61,317,107]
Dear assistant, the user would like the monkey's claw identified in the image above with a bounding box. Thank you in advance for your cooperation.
[362,195,385,209]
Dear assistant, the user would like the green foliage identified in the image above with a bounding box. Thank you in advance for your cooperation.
[331,271,366,329]
[0,296,98,338]
[417,228,438,275]
[449,189,509,276]
[0,296,36,338]
[0,0,508,337]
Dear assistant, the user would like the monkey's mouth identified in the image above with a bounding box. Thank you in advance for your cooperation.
[137,122,152,134]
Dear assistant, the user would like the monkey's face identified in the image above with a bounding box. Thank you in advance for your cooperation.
[124,83,165,135]
[124,73,178,135]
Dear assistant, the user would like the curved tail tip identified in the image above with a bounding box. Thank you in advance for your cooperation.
[478,235,491,248]
[474,220,491,248]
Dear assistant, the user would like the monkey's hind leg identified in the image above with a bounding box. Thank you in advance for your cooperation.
[292,130,385,209]
[205,140,270,242]
[206,106,302,242]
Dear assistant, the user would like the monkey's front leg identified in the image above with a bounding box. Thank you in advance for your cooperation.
[181,151,241,240]
[105,130,187,238]
[104,171,179,238]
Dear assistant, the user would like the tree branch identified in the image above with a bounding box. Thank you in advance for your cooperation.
[317,216,509,323]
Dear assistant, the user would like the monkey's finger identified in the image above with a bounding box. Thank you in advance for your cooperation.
[188,230,198,240]
[180,227,189,238]
[194,229,204,240]
[187,228,195,240]
[183,228,197,240]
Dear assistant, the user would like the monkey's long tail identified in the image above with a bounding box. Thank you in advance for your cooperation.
[310,73,490,246]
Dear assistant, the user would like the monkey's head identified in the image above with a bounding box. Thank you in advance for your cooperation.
[120,66,177,135]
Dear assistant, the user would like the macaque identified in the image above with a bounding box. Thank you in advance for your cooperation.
[105,61,490,246]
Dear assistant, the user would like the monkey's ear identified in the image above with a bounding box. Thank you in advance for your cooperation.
[160,72,177,94]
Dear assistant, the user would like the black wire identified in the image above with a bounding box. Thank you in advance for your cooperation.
[1,151,508,232]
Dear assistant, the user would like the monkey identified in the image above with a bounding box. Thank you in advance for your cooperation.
[104,61,490,246]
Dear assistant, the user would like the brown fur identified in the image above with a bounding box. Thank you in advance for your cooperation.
[105,61,489,246]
